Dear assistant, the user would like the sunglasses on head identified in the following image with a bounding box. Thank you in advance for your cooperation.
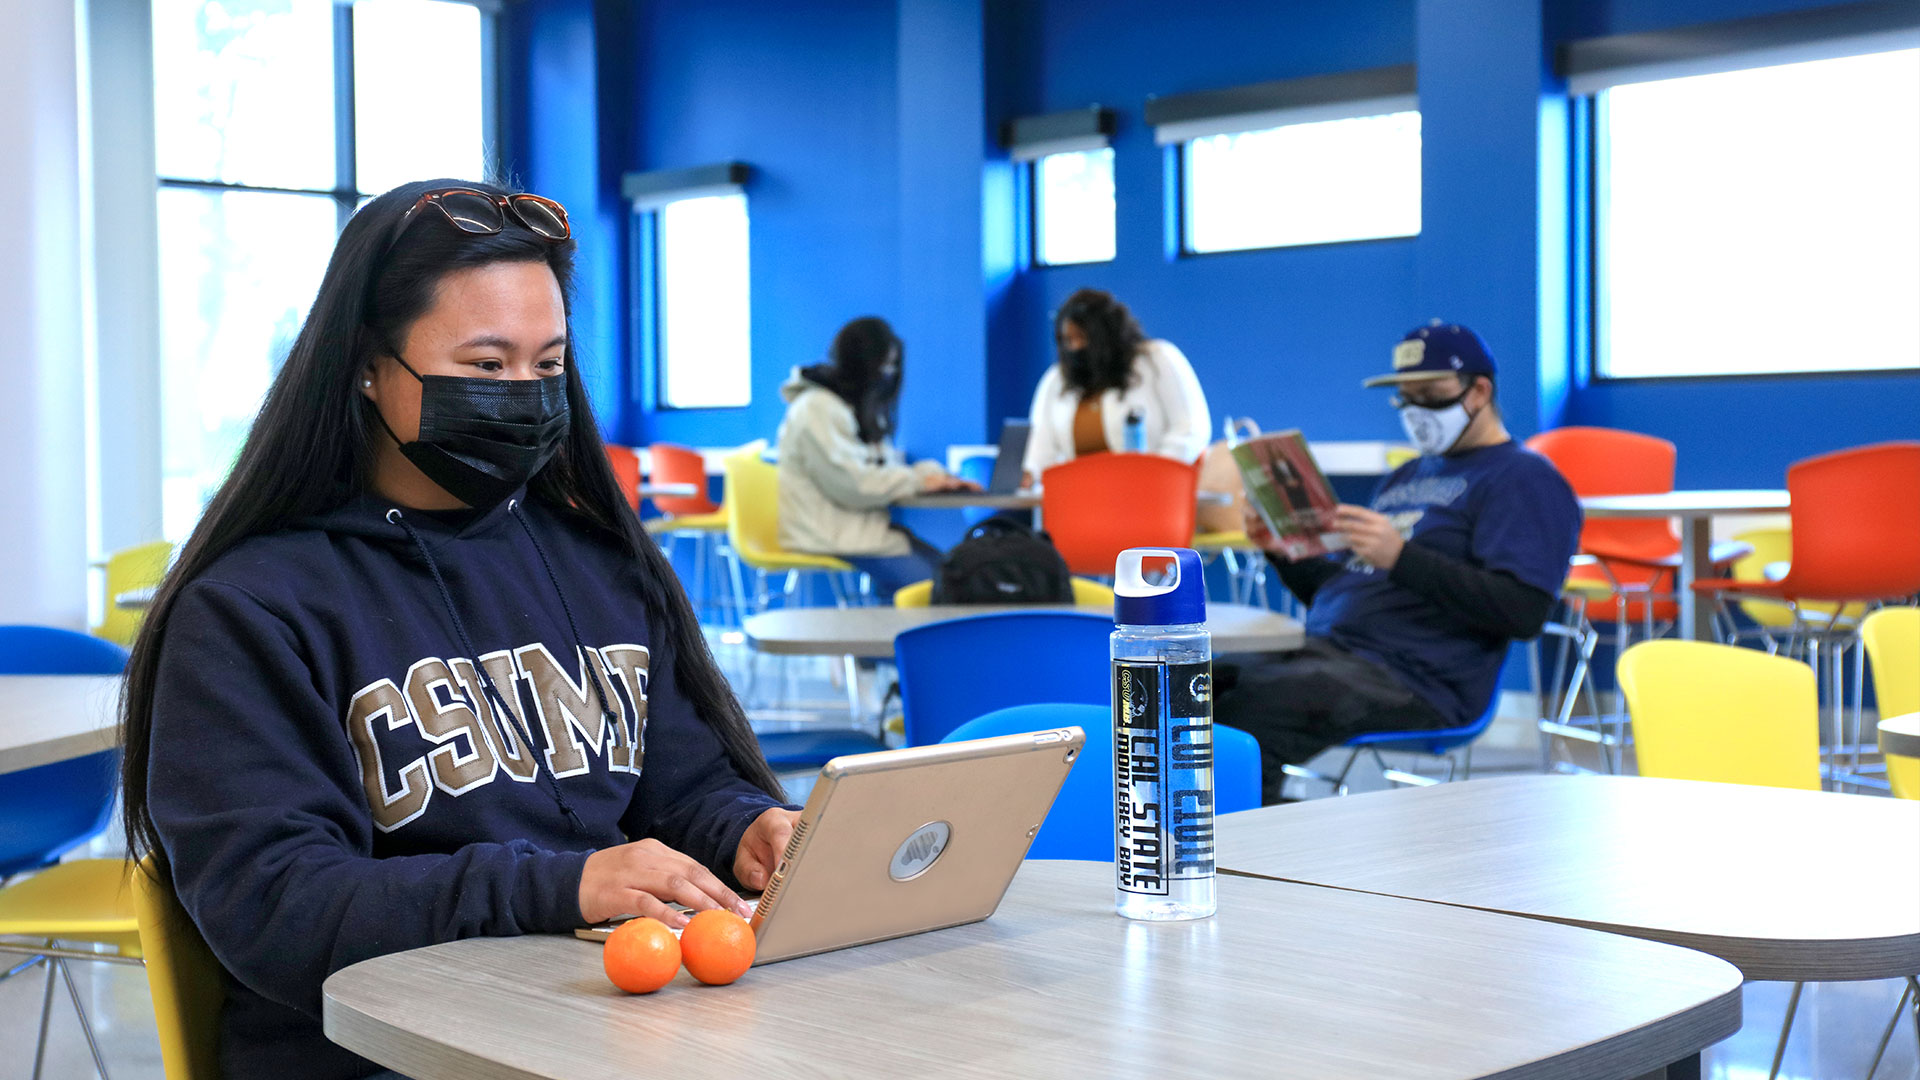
[389,188,571,252]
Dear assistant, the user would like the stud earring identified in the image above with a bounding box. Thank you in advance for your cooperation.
[363,380,373,388]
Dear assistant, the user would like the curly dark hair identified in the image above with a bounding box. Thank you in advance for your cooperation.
[1055,288,1146,396]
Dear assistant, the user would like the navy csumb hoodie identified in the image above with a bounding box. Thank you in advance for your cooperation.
[147,489,784,1079]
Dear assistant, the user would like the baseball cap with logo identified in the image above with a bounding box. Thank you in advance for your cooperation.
[1362,320,1497,388]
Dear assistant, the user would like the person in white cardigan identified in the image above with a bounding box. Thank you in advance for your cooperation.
[1021,288,1212,482]
[776,317,975,598]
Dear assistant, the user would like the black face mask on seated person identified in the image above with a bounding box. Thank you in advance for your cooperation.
[370,351,571,511]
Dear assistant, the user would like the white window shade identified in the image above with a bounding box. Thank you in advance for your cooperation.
[655,192,752,409]
[1154,93,1418,145]
[1562,1,1920,95]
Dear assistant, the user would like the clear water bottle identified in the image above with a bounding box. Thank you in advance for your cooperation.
[1123,408,1148,453]
[1112,547,1215,921]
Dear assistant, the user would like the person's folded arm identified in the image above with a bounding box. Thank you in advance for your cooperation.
[1388,543,1558,639]
[788,394,923,510]
[1267,552,1344,607]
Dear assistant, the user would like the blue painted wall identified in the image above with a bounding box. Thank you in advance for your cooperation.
[499,0,1918,489]
[992,0,1423,447]
[499,0,631,439]
[625,0,905,452]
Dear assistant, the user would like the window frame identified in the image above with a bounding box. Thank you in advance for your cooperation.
[154,1,500,229]
[634,188,754,412]
[1172,107,1424,258]
[1583,49,1920,384]
[1028,145,1117,268]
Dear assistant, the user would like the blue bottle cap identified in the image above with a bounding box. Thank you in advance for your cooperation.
[1113,547,1208,626]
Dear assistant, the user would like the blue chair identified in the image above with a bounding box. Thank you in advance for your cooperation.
[755,729,886,773]
[894,611,1113,746]
[1286,661,1508,796]
[955,454,998,527]
[943,703,1262,861]
[0,626,129,878]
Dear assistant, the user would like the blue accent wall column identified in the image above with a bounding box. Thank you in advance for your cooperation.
[896,0,992,458]
[499,0,629,439]
[1415,0,1557,438]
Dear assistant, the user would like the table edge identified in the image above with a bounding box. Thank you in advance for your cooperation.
[1220,869,1920,983]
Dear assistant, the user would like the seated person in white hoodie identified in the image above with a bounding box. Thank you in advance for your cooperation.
[1022,288,1212,483]
[777,317,975,599]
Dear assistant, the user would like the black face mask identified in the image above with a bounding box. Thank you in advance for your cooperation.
[372,353,571,510]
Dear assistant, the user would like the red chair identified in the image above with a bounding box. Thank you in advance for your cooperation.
[1692,441,1920,786]
[646,443,735,626]
[604,444,642,512]
[1526,427,1681,626]
[1524,427,1744,773]
[646,443,721,517]
[1040,455,1198,578]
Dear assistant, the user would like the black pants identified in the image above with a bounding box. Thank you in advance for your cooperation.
[1215,638,1449,804]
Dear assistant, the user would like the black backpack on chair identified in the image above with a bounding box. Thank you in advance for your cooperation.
[932,517,1075,604]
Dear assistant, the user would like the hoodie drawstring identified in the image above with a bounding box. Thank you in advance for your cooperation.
[386,507,587,834]
[506,500,622,732]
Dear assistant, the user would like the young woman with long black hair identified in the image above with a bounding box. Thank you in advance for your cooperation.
[774,316,974,598]
[120,180,797,1079]
[1021,287,1212,479]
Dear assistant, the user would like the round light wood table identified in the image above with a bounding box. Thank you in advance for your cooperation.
[1880,713,1920,760]
[0,675,122,775]
[323,860,1741,1080]
[743,602,1303,660]
[1217,774,1920,984]
[1578,490,1789,640]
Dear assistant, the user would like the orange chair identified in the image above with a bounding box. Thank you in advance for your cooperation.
[1693,441,1920,785]
[1041,455,1197,578]
[604,444,642,512]
[1525,427,1682,628]
[647,443,722,518]
[647,443,735,626]
[1526,428,1721,773]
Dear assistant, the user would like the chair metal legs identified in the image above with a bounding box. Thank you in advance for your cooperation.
[1768,980,1802,1080]
[1864,975,1920,1080]
[27,952,112,1080]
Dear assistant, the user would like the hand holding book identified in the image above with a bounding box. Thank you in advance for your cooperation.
[1226,420,1347,562]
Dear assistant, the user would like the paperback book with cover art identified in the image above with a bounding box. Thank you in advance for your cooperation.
[1227,420,1346,561]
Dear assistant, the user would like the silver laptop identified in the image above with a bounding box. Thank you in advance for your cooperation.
[576,728,1084,964]
[921,419,1031,497]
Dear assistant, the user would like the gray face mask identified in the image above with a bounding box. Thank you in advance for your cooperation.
[1396,386,1475,456]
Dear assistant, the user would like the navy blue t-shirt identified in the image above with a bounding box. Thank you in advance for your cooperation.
[1305,440,1580,725]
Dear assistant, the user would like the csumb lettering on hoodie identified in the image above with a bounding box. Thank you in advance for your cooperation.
[348,642,651,832]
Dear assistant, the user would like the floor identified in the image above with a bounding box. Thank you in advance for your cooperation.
[4,636,1914,1079]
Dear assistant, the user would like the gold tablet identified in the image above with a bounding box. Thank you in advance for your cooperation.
[574,727,1084,965]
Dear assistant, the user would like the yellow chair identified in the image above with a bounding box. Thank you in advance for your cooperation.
[1617,640,1822,791]
[93,540,173,646]
[720,451,854,613]
[1617,639,1831,1075]
[132,855,224,1080]
[0,858,143,1076]
[891,577,1116,608]
[1861,607,1920,801]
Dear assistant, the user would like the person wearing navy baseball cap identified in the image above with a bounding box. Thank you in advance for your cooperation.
[1215,320,1581,803]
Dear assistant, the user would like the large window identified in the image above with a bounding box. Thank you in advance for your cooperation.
[1182,110,1422,254]
[1595,49,1920,380]
[1033,147,1116,266]
[152,0,492,539]
[653,193,752,409]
